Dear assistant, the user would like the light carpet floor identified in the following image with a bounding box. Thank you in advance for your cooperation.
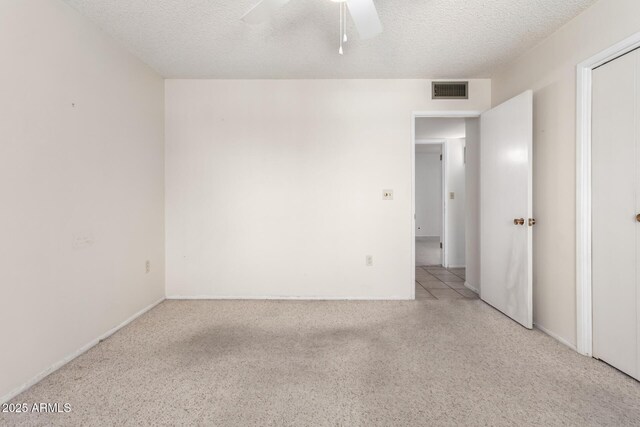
[3,299,640,426]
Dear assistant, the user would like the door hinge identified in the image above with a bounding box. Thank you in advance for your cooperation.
[440,242,443,248]
[440,154,443,161]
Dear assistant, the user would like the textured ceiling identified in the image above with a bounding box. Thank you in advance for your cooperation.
[63,0,598,78]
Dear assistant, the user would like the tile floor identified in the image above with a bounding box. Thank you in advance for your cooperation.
[415,266,478,300]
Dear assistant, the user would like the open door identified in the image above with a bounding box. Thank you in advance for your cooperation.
[480,90,533,329]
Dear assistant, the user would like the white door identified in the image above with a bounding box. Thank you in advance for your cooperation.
[480,90,533,329]
[592,48,640,380]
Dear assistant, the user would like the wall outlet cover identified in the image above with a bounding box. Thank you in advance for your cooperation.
[383,189,394,200]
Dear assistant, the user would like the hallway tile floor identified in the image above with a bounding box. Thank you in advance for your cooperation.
[415,266,478,300]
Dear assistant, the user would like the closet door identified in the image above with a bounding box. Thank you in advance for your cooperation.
[592,48,640,380]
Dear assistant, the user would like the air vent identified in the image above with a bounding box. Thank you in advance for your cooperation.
[432,81,468,99]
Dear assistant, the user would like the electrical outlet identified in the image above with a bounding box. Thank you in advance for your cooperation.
[366,255,373,266]
[145,260,151,274]
[383,189,393,200]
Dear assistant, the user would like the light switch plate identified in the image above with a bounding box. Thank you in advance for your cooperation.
[383,189,393,200]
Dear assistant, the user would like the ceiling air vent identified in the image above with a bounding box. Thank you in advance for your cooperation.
[432,81,469,100]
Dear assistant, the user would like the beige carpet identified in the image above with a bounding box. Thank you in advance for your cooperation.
[3,299,640,426]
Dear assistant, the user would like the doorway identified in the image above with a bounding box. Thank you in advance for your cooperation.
[414,141,443,267]
[413,115,479,300]
[411,94,533,327]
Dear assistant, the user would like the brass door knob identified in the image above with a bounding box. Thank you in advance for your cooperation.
[637,214,640,223]
[513,218,525,226]
[529,218,536,226]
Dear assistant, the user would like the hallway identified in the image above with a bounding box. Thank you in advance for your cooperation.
[415,266,477,300]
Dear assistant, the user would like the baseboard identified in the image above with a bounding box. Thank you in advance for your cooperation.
[464,282,479,293]
[416,235,440,239]
[447,264,466,269]
[166,295,411,301]
[534,322,577,351]
[1,297,165,404]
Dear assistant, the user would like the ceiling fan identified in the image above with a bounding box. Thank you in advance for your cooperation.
[241,0,382,55]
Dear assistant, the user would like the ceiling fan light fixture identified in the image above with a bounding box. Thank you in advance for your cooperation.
[241,0,382,55]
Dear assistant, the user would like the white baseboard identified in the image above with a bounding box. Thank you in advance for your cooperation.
[1,297,165,404]
[447,264,466,269]
[166,295,411,301]
[464,282,479,293]
[534,322,577,351]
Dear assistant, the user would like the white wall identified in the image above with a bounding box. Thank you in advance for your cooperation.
[165,79,491,299]
[415,118,466,140]
[0,0,165,402]
[415,150,442,237]
[445,139,466,268]
[491,0,640,346]
[465,119,481,291]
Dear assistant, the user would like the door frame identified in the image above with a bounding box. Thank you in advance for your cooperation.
[415,138,447,267]
[576,31,640,356]
[411,111,482,299]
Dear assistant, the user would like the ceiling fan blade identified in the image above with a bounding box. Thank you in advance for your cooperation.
[346,0,382,40]
[241,0,292,24]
